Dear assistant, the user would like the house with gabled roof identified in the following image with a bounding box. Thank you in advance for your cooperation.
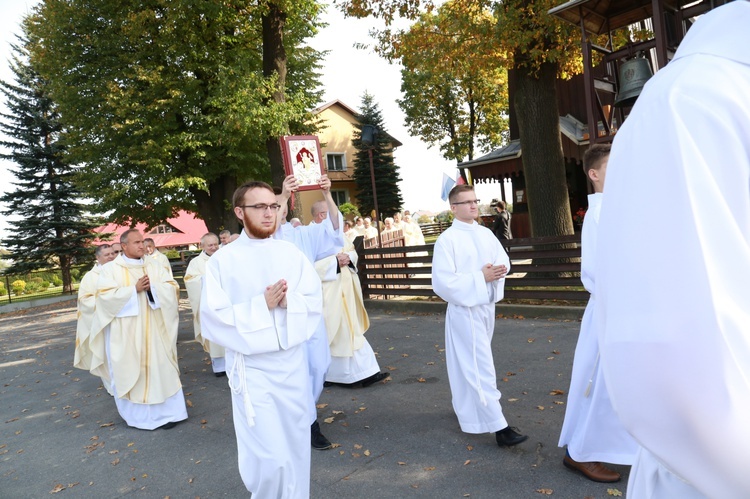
[94,210,208,251]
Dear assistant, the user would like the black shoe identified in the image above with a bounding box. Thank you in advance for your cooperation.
[323,381,334,387]
[361,371,390,388]
[158,421,178,430]
[214,372,226,378]
[311,421,332,450]
[496,426,528,447]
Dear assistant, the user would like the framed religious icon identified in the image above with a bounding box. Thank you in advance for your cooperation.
[279,135,325,191]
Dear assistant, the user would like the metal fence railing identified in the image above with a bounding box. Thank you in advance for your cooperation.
[0,264,90,305]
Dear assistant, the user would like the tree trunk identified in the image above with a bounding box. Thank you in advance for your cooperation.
[263,2,288,190]
[513,61,573,237]
[191,174,240,235]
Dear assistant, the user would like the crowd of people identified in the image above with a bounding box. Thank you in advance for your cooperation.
[71,5,750,495]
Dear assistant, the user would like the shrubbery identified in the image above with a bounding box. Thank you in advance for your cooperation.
[11,280,26,295]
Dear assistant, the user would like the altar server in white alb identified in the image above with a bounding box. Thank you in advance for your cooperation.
[183,232,225,376]
[595,3,750,497]
[88,229,187,430]
[275,174,344,450]
[315,239,389,388]
[74,243,116,389]
[200,181,322,498]
[144,237,173,277]
[431,184,527,448]
[558,144,638,483]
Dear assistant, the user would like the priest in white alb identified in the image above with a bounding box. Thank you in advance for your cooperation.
[275,174,344,450]
[200,181,322,498]
[89,229,187,430]
[595,3,750,497]
[183,232,225,376]
[144,237,173,277]
[431,184,528,448]
[74,243,116,392]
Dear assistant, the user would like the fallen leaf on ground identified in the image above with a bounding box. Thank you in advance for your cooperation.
[536,488,553,495]
[537,406,545,411]
[417,378,426,383]
[463,460,471,466]
[332,410,344,415]
[50,484,65,494]
[507,398,519,402]
[424,466,435,471]
[323,417,335,424]
[316,403,328,409]
[398,462,407,466]
[364,450,370,456]
[111,458,120,466]
[607,489,623,496]
[186,399,193,408]
[549,390,564,395]
[354,444,363,449]
[554,401,564,405]
[466,445,473,451]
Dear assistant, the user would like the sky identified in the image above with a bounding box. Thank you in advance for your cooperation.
[0,0,505,237]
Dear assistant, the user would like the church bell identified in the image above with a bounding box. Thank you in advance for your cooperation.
[614,55,654,108]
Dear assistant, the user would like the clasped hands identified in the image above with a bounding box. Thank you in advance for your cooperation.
[265,279,288,309]
[136,275,151,293]
[482,263,508,283]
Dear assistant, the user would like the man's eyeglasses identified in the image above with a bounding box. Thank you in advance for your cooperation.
[451,199,480,206]
[113,250,122,254]
[239,204,282,212]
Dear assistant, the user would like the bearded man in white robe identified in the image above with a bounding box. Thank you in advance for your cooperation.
[74,243,116,390]
[184,232,225,376]
[431,185,527,448]
[315,239,389,388]
[200,181,322,498]
[144,237,173,277]
[558,145,637,484]
[89,229,187,430]
[595,3,750,497]
[275,174,344,450]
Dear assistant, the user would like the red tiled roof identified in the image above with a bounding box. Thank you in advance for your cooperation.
[94,210,209,249]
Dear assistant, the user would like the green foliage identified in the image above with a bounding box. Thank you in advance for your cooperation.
[164,249,180,259]
[0,42,99,291]
[435,210,454,223]
[11,280,26,295]
[352,92,404,219]
[51,275,63,287]
[395,1,509,162]
[418,214,433,224]
[70,268,81,281]
[0,281,5,295]
[338,203,361,219]
[23,0,326,231]
[25,277,50,294]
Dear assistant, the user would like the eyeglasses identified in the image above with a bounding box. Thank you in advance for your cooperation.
[451,199,480,206]
[239,204,282,212]
[113,250,122,254]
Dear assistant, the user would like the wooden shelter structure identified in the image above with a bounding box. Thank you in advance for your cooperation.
[460,0,729,238]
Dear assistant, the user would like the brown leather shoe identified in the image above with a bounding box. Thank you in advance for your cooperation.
[563,455,621,483]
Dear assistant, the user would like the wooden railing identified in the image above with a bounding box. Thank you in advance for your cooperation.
[417,221,450,238]
[356,233,587,302]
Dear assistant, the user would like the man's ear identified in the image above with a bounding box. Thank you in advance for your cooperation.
[587,168,600,184]
[234,206,244,220]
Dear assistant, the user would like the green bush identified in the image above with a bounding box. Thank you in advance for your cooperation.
[338,203,361,219]
[51,275,62,286]
[418,214,433,224]
[70,268,81,280]
[0,281,6,296]
[165,249,180,259]
[11,280,26,295]
[435,210,454,224]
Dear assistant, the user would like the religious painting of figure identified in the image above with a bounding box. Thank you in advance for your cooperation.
[279,135,325,190]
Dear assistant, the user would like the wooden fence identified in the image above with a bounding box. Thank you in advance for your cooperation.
[356,233,587,302]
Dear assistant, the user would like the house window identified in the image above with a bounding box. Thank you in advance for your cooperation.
[326,153,346,171]
[331,190,349,206]
[149,224,175,234]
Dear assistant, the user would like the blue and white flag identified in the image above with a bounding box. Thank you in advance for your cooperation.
[440,172,456,201]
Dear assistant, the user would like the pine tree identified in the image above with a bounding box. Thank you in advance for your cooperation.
[352,92,404,222]
[0,42,99,292]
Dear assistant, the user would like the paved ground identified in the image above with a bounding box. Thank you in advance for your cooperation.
[0,300,630,498]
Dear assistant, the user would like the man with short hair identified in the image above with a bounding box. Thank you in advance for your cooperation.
[362,217,378,240]
[491,200,512,241]
[89,229,187,430]
[200,181,322,497]
[111,242,123,256]
[184,232,225,376]
[219,230,231,246]
[144,237,173,277]
[432,185,528,449]
[558,144,637,483]
[74,244,116,386]
[310,200,328,225]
